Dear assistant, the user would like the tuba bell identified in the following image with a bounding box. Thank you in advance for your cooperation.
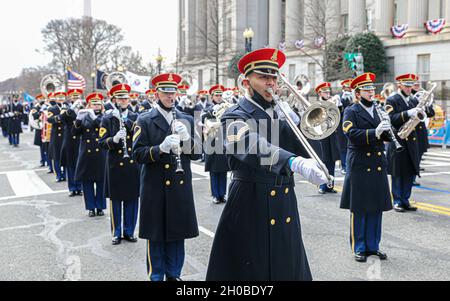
[105,72,128,91]
[40,74,63,98]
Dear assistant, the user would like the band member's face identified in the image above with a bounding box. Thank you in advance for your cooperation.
[158,91,176,107]
[413,83,421,92]
[359,89,375,100]
[319,91,331,100]
[90,103,102,111]
[212,95,222,104]
[116,97,130,109]
[400,84,413,96]
[245,72,278,102]
[343,86,352,92]
[147,95,155,102]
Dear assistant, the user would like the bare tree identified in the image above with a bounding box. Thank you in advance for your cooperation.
[0,65,59,96]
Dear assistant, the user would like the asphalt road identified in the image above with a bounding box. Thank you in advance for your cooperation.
[0,131,449,281]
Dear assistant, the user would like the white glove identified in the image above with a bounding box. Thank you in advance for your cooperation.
[380,110,391,122]
[290,157,329,186]
[376,120,391,139]
[160,134,181,154]
[275,102,300,126]
[76,109,89,121]
[8,112,14,117]
[113,128,127,143]
[112,109,121,120]
[87,109,97,120]
[178,97,187,110]
[174,121,190,141]
[407,108,425,118]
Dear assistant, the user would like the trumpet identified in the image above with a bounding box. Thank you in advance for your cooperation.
[398,82,437,140]
[267,88,334,187]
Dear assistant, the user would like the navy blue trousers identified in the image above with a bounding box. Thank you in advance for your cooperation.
[9,134,19,146]
[350,212,383,254]
[392,175,414,207]
[340,150,347,172]
[146,240,185,281]
[39,144,46,166]
[82,181,106,211]
[66,166,82,192]
[1,128,7,138]
[320,161,336,191]
[109,199,139,238]
[210,172,227,198]
[53,160,66,181]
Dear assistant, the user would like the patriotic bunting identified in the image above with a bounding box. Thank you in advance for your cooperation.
[425,19,446,34]
[391,24,409,39]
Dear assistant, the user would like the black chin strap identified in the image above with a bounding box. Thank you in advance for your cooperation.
[248,83,274,110]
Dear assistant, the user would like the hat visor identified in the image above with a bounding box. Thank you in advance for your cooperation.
[158,87,178,93]
[359,85,376,91]
[114,94,130,99]
[399,81,415,87]
[252,69,279,77]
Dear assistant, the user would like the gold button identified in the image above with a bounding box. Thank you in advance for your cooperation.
[130,160,134,164]
[96,138,99,142]
[87,129,90,132]
[367,168,371,172]
[420,126,423,130]
[87,140,90,143]
[127,136,130,139]
[270,190,276,197]
[367,153,371,157]
[285,188,289,194]
[378,167,382,172]
[406,138,409,141]
[118,150,123,154]
[96,128,99,132]
[128,148,132,152]
[180,180,184,185]
[413,138,417,141]
[73,136,76,139]
[58,127,62,130]
[378,152,382,156]
[165,164,170,169]
[58,134,61,137]
[286,217,291,224]
[120,162,124,166]
[166,180,171,186]
[96,148,99,152]
[88,150,91,153]
[270,219,276,226]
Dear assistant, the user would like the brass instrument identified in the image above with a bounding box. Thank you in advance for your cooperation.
[381,83,396,100]
[267,88,334,187]
[398,82,437,140]
[40,74,63,98]
[287,74,311,110]
[172,108,185,175]
[372,97,404,152]
[277,73,341,140]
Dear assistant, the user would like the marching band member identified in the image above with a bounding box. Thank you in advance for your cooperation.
[315,82,340,194]
[47,92,66,182]
[73,93,107,217]
[340,73,392,263]
[60,89,83,197]
[0,105,8,138]
[8,96,24,147]
[206,48,328,281]
[40,96,53,174]
[336,79,354,175]
[411,78,435,186]
[99,84,140,245]
[201,84,230,204]
[29,95,46,167]
[104,93,115,112]
[129,93,140,114]
[140,89,157,113]
[133,73,201,281]
[385,73,425,213]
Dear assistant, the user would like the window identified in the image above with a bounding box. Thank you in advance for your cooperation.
[341,14,349,34]
[289,64,296,83]
[384,57,395,83]
[210,68,215,85]
[366,9,373,31]
[417,54,431,82]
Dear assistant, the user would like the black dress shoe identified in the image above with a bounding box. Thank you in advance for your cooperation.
[326,188,338,194]
[56,179,62,183]
[220,197,227,203]
[76,191,83,196]
[212,197,221,204]
[412,181,421,187]
[88,210,96,217]
[47,170,54,174]
[166,277,182,281]
[368,251,388,260]
[393,204,405,213]
[404,205,418,212]
[60,178,66,182]
[96,209,105,216]
[68,191,76,197]
[355,252,367,263]
[40,163,46,167]
[112,237,122,245]
[318,189,326,195]
[123,235,138,243]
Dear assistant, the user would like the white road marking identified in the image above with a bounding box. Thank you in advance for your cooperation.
[199,226,215,238]
[190,163,209,177]
[6,170,53,197]
[0,190,68,202]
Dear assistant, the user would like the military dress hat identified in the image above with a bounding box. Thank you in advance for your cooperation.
[340,79,353,87]
[197,90,209,96]
[145,89,156,95]
[67,89,83,97]
[36,94,44,101]
[86,93,104,105]
[396,73,418,87]
[152,73,182,93]
[48,92,56,100]
[54,92,67,101]
[351,72,376,90]
[209,85,225,96]
[238,48,286,77]
[130,93,139,99]
[315,82,332,94]
[110,83,131,99]
[178,84,190,94]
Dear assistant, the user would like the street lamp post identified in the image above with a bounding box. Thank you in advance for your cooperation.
[243,28,255,53]
[156,49,164,74]
[91,72,96,92]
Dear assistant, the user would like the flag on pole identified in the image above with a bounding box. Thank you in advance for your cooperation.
[22,93,34,103]
[67,69,87,90]
[96,70,108,91]
[125,71,151,93]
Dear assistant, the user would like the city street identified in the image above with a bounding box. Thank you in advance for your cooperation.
[0,131,449,281]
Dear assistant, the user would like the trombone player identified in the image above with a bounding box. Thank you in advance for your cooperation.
[206,48,329,281]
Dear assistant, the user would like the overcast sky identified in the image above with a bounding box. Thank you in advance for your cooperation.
[0,0,178,81]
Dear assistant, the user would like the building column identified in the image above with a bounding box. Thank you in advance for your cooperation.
[186,0,196,61]
[428,0,441,20]
[348,0,366,34]
[268,0,282,47]
[407,0,428,36]
[195,0,207,58]
[285,0,302,49]
[375,0,395,37]
[396,0,408,24]
[303,0,316,42]
[444,0,450,32]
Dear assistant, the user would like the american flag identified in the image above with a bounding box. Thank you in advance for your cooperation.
[67,69,86,90]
